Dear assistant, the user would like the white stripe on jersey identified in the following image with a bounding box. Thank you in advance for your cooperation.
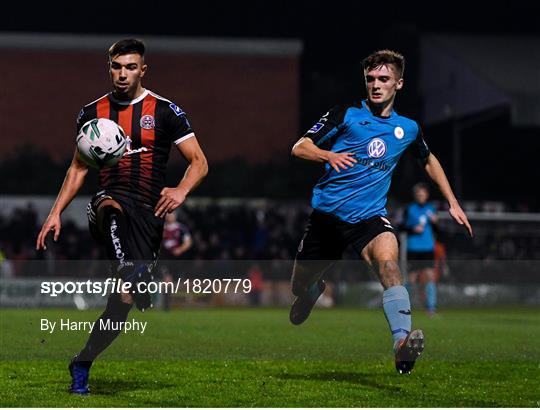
[84,93,109,108]
[147,90,173,104]
[174,132,195,145]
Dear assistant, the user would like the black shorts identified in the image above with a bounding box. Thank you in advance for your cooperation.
[407,251,434,271]
[296,210,398,261]
[87,190,164,261]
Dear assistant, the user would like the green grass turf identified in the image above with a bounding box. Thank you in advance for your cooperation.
[1,307,539,407]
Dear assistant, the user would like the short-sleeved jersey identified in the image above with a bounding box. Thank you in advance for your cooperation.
[76,89,194,208]
[304,100,430,223]
[405,202,436,252]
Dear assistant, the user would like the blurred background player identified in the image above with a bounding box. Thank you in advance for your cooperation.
[160,211,193,310]
[289,49,473,374]
[247,264,264,306]
[35,38,208,394]
[404,183,438,315]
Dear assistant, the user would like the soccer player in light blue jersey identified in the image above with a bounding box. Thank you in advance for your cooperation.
[289,49,473,374]
[405,183,438,316]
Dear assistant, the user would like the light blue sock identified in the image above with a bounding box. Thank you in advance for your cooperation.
[383,285,412,347]
[425,281,437,312]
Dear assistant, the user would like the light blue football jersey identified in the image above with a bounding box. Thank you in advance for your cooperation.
[304,100,430,224]
[405,202,437,252]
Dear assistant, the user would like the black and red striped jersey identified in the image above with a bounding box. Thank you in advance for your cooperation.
[76,89,194,207]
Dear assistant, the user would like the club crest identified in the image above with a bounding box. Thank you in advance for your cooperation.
[140,115,155,130]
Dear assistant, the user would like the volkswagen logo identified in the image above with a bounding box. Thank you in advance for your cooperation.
[367,138,387,158]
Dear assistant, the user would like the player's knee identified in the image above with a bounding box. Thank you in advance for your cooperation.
[97,201,123,222]
[97,202,125,235]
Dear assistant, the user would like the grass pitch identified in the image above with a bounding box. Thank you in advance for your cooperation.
[1,307,539,407]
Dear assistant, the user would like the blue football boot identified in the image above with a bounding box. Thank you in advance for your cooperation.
[69,356,90,394]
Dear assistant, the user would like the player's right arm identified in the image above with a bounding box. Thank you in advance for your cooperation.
[291,106,357,173]
[292,137,357,173]
[36,150,89,250]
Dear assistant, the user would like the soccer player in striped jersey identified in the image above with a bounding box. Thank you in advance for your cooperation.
[289,50,473,374]
[36,39,208,394]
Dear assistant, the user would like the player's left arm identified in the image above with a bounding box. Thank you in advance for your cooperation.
[155,137,208,218]
[412,126,472,237]
[423,153,473,237]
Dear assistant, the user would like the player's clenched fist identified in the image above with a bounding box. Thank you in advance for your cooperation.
[155,187,186,218]
[326,152,357,173]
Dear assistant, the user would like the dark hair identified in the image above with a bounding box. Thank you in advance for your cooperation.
[362,49,405,78]
[108,38,145,59]
[413,182,429,193]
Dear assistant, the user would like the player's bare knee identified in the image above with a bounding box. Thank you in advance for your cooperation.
[97,199,123,214]
[96,200,124,235]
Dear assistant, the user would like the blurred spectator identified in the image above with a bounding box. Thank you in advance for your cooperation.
[162,211,193,260]
[0,250,15,278]
[160,211,193,311]
[247,264,264,306]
